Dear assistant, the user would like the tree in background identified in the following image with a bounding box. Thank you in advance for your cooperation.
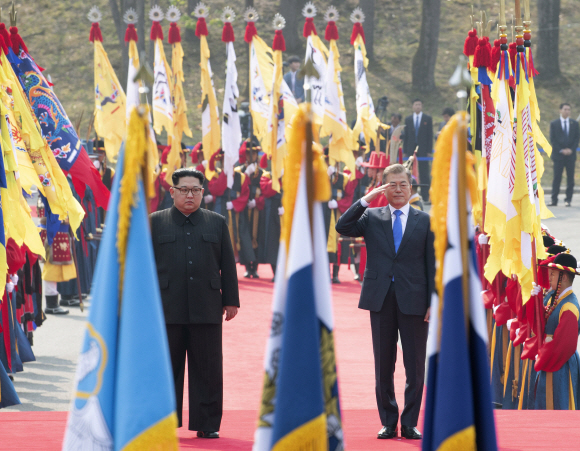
[536,0,561,80]
[359,0,375,61]
[279,0,307,54]
[412,0,441,92]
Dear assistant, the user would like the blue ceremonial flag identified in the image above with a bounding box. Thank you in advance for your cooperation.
[422,113,497,451]
[254,106,344,451]
[63,108,178,450]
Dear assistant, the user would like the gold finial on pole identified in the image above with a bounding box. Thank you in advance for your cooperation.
[9,2,16,27]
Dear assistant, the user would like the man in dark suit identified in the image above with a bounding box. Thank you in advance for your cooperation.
[283,55,304,103]
[549,103,579,207]
[150,168,240,439]
[402,99,433,202]
[336,164,435,440]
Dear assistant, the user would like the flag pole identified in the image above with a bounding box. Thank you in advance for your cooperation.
[522,0,545,349]
[449,57,472,336]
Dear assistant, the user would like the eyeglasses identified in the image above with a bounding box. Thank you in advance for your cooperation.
[387,183,409,190]
[173,186,203,196]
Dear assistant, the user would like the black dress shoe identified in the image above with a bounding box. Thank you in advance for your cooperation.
[401,425,422,439]
[548,202,558,207]
[377,425,397,439]
[197,431,219,438]
[60,298,81,307]
[243,271,252,278]
[565,201,571,207]
[332,277,341,284]
[252,272,260,279]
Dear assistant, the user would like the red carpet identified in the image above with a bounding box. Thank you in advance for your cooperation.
[1,265,580,449]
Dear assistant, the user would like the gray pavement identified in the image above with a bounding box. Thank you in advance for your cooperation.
[2,203,580,413]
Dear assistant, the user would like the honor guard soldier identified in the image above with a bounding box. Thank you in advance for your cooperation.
[532,252,580,410]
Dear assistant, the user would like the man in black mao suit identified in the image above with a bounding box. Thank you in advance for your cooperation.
[549,103,579,207]
[403,99,433,202]
[336,164,435,440]
[150,168,240,439]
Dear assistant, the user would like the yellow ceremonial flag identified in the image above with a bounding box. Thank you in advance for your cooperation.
[166,35,192,183]
[199,34,220,179]
[265,47,285,192]
[249,35,274,144]
[93,40,127,162]
[321,39,356,177]
[352,35,379,151]
[504,54,547,303]
[484,55,513,284]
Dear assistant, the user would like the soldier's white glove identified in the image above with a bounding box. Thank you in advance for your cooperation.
[328,199,338,209]
[506,319,515,331]
[355,156,364,167]
[245,163,256,176]
[545,336,553,343]
[204,194,214,204]
[278,206,284,215]
[202,160,208,169]
[248,199,256,209]
[226,201,233,211]
[93,160,100,169]
[6,282,14,293]
[280,168,284,177]
[478,234,488,245]
[327,165,336,176]
[10,274,18,285]
[531,282,542,297]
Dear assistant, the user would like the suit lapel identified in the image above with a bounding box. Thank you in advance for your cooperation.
[396,208,419,256]
[380,207,396,255]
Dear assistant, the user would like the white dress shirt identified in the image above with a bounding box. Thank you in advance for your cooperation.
[388,203,410,234]
[560,115,570,135]
[359,199,410,234]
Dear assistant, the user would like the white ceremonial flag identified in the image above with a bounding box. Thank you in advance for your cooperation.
[304,34,328,125]
[222,42,242,189]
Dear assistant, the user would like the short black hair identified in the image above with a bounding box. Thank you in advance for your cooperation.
[287,55,301,64]
[391,113,402,121]
[560,102,571,110]
[412,98,423,104]
[172,168,204,186]
[442,107,455,116]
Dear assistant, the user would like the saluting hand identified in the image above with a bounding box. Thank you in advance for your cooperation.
[223,306,238,321]
[362,183,390,204]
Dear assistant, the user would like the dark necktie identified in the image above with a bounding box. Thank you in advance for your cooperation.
[392,210,403,281]
[415,116,420,139]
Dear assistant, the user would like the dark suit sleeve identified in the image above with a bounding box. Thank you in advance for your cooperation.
[425,218,435,302]
[220,216,240,307]
[335,200,368,237]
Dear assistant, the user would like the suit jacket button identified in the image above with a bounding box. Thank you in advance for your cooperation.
[187,232,191,235]
[188,246,191,250]
[189,261,192,264]
[189,277,193,280]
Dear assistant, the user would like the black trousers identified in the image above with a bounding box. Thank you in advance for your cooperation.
[418,159,431,202]
[552,156,576,203]
[165,323,223,431]
[370,283,428,428]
